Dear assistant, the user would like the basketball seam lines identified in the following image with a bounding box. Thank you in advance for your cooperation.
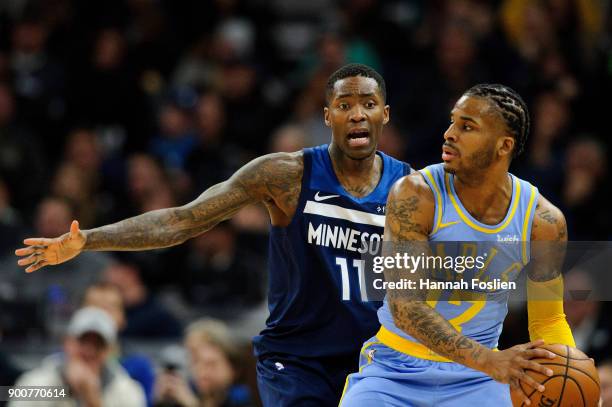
[566,376,587,407]
[535,362,599,385]
[557,345,570,404]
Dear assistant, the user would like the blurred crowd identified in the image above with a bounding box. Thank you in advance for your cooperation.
[1,0,612,405]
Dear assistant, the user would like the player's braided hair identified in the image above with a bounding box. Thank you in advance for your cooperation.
[464,84,530,158]
[326,63,386,104]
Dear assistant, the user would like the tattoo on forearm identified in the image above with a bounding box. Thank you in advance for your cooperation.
[389,300,484,365]
[84,187,250,250]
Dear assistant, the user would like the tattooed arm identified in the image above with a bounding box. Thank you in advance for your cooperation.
[528,195,567,281]
[526,195,575,346]
[384,173,491,368]
[15,152,303,272]
[384,173,554,401]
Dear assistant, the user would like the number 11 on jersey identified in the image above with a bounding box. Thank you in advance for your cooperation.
[335,257,368,301]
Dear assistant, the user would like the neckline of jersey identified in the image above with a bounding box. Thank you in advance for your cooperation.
[324,146,387,203]
[447,172,519,232]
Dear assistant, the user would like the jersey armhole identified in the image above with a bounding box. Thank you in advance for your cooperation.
[420,168,443,235]
[275,148,312,230]
[521,183,539,265]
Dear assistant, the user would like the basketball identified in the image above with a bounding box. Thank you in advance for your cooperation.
[511,344,600,407]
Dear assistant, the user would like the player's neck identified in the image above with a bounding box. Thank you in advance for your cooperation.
[453,167,513,224]
[328,144,382,197]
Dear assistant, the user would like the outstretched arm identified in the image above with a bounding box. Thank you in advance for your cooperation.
[16,152,303,272]
[384,173,554,403]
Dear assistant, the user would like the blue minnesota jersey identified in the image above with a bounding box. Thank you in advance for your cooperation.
[377,163,539,351]
[253,145,411,358]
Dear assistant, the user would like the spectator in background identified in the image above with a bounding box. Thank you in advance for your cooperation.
[377,123,408,163]
[268,123,309,153]
[154,318,253,407]
[599,360,612,407]
[69,27,151,152]
[9,17,66,153]
[127,153,177,214]
[181,222,265,318]
[149,87,198,175]
[220,60,273,155]
[83,282,156,407]
[564,270,611,362]
[185,90,243,199]
[102,258,182,339]
[51,162,98,228]
[513,91,570,201]
[0,81,46,216]
[0,177,24,255]
[9,307,145,407]
[0,197,109,338]
[563,137,609,240]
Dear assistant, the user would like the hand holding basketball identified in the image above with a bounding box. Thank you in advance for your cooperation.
[15,220,86,273]
[483,339,556,405]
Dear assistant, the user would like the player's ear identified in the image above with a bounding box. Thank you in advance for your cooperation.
[383,105,390,125]
[498,136,515,158]
[324,107,331,127]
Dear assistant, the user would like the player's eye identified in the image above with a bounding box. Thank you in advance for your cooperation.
[339,103,349,110]
[365,101,375,108]
[463,124,473,131]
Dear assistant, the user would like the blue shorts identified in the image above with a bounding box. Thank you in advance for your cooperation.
[256,352,358,407]
[340,338,512,407]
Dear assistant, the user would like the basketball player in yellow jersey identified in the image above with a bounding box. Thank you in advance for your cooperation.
[341,84,575,406]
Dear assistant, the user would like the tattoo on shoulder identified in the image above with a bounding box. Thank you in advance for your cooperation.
[237,153,303,211]
[388,195,427,237]
[537,209,557,225]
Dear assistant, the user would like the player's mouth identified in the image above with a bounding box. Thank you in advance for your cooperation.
[347,128,370,148]
[442,144,459,161]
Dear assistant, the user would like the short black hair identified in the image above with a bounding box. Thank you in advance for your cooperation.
[464,84,530,158]
[325,63,386,104]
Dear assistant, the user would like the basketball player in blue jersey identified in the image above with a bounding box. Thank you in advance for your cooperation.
[341,84,576,406]
[15,64,411,406]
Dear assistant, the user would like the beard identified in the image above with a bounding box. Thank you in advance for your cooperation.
[467,145,495,169]
[445,144,496,180]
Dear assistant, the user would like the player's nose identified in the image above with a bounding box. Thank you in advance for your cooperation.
[443,124,458,142]
[349,105,366,122]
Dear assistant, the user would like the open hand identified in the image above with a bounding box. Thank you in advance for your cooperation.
[15,220,86,273]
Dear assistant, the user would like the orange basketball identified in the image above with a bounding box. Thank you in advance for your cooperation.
[511,344,600,407]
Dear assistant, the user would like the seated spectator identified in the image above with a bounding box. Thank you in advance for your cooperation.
[9,307,145,407]
[599,360,612,407]
[0,329,21,387]
[0,177,25,255]
[0,197,109,339]
[154,319,253,407]
[83,282,156,406]
[103,258,183,339]
[564,270,611,362]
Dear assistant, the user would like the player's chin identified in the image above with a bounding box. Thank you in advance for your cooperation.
[442,161,458,174]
